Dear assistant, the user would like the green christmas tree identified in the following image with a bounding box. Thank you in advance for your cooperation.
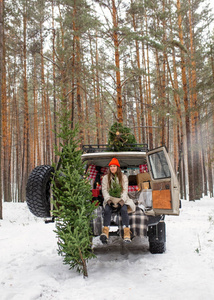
[52,112,97,277]
[108,175,122,198]
[108,122,137,151]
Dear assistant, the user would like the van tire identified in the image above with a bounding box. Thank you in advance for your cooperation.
[148,221,166,254]
[26,165,54,218]
[149,241,166,254]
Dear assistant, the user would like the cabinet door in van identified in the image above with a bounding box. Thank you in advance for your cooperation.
[146,147,180,215]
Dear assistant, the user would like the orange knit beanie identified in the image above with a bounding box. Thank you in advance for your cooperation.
[108,157,120,167]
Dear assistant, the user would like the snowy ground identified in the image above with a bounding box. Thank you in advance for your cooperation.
[0,197,214,300]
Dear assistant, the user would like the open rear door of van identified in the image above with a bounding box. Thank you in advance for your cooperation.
[146,147,180,216]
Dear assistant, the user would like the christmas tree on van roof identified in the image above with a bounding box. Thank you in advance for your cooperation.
[108,122,137,151]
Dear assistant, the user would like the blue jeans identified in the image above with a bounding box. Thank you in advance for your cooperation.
[103,204,129,227]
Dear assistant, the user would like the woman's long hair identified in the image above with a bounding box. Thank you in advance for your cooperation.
[107,167,123,191]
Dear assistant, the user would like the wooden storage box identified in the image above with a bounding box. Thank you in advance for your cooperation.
[137,172,151,190]
[142,182,150,189]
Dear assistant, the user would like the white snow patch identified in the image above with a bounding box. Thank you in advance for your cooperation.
[0,197,214,300]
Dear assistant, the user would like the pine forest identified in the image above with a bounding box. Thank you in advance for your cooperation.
[0,0,214,218]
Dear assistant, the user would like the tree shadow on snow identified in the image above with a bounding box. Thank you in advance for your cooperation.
[92,236,149,261]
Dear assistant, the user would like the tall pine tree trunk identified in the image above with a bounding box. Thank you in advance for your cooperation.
[2,14,12,202]
[161,0,166,146]
[169,0,186,198]
[145,11,153,149]
[21,3,31,201]
[206,108,213,197]
[166,53,186,198]
[52,0,57,163]
[132,6,144,143]
[73,1,83,141]
[177,0,194,200]
[71,37,75,129]
[155,47,162,147]
[199,122,207,196]
[188,0,202,199]
[112,0,123,123]
[0,0,3,216]
[40,22,51,165]
[33,52,41,167]
[95,33,102,143]
[13,86,21,202]
[89,33,101,144]
[141,30,147,143]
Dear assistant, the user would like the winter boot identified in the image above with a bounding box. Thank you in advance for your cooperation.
[123,226,131,243]
[100,226,109,244]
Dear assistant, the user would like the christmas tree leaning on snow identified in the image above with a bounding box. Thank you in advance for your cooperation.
[51,114,97,277]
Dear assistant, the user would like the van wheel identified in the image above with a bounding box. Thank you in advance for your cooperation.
[148,221,166,254]
[149,241,166,254]
[26,165,54,218]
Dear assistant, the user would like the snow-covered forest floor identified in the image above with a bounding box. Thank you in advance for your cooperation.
[1,197,214,300]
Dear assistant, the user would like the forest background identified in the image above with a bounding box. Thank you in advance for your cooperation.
[0,0,213,219]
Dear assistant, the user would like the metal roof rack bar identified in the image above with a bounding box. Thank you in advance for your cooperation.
[82,144,149,153]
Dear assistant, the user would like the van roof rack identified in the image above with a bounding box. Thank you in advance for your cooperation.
[82,144,149,153]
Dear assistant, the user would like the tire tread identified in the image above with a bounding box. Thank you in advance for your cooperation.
[26,165,54,218]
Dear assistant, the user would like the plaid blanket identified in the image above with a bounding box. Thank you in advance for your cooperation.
[91,206,148,238]
[139,164,148,173]
[128,185,139,192]
[87,165,108,181]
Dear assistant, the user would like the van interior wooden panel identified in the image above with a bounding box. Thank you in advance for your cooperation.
[152,189,172,209]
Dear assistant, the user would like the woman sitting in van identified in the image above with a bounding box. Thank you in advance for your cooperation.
[100,158,136,244]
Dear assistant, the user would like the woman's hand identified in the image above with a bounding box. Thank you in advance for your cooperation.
[115,200,125,212]
[118,200,125,207]
[107,200,113,206]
